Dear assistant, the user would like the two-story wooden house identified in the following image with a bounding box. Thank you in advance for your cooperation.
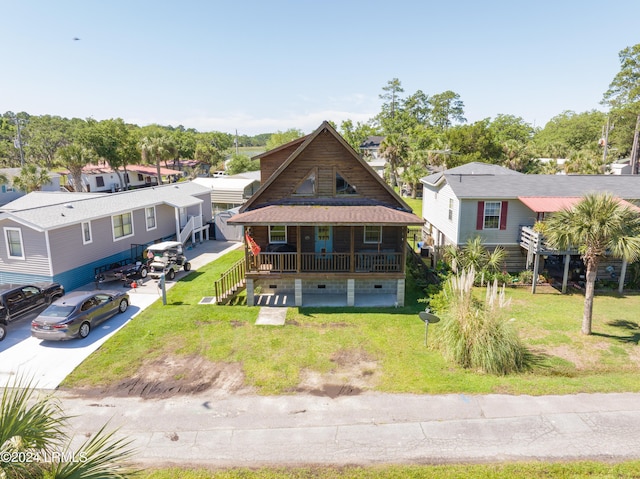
[227,121,424,307]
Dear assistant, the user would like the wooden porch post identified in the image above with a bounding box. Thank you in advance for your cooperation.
[350,226,355,273]
[531,253,540,294]
[562,253,571,293]
[296,225,301,273]
[401,226,407,274]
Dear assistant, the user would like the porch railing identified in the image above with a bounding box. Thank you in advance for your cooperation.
[249,251,402,274]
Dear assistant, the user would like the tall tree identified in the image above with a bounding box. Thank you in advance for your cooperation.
[429,91,466,130]
[542,193,640,335]
[55,144,95,192]
[602,43,640,173]
[22,115,71,168]
[77,118,132,189]
[377,78,405,134]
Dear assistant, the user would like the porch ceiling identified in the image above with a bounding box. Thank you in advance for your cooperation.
[227,205,424,226]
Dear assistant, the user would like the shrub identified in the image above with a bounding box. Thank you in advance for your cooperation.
[433,269,534,375]
[518,270,534,284]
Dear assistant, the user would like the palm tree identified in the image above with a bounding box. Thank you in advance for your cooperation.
[55,144,95,192]
[379,133,408,187]
[139,134,176,185]
[12,164,51,193]
[1,376,138,478]
[542,193,640,335]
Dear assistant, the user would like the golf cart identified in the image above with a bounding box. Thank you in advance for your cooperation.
[147,241,191,281]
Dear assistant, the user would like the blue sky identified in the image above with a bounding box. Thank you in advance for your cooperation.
[2,0,639,136]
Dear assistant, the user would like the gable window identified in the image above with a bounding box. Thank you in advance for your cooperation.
[294,169,316,195]
[145,206,157,230]
[81,221,92,245]
[335,172,357,195]
[112,212,133,240]
[269,225,287,243]
[95,176,105,188]
[448,199,454,221]
[4,227,25,259]
[364,225,382,244]
[476,201,508,230]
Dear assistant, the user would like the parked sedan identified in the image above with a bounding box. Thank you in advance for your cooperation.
[31,290,129,341]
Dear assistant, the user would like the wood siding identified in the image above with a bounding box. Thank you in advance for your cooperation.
[260,143,303,183]
[458,199,536,247]
[255,131,399,207]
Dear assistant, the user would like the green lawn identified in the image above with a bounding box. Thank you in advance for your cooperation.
[140,462,640,479]
[63,248,640,396]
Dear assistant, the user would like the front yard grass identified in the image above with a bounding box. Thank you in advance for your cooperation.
[63,248,640,395]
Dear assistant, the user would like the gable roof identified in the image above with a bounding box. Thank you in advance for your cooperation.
[0,181,209,232]
[421,162,640,200]
[240,121,413,213]
[421,162,522,186]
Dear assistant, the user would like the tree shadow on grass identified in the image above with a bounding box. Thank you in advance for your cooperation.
[592,320,640,345]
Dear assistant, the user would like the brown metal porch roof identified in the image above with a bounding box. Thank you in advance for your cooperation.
[227,205,424,226]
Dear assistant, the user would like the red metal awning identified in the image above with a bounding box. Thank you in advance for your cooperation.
[519,196,640,213]
[518,196,583,213]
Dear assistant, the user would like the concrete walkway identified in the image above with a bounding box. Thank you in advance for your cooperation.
[58,390,640,467]
[255,307,287,325]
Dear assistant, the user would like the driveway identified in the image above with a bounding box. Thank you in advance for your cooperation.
[0,240,241,389]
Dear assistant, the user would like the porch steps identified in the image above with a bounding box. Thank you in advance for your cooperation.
[213,259,246,304]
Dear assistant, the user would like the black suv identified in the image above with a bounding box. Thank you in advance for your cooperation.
[0,282,65,341]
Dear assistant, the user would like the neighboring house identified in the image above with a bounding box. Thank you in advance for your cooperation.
[64,164,183,192]
[0,168,61,207]
[0,182,212,291]
[228,121,424,307]
[359,135,385,159]
[191,176,260,214]
[420,162,640,276]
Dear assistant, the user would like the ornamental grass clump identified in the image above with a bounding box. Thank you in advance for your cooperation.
[434,268,533,375]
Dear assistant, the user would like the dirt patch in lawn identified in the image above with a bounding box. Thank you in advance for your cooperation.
[65,356,255,399]
[65,349,379,400]
[295,349,379,398]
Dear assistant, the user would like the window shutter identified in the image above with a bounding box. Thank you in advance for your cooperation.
[499,201,508,230]
[476,201,484,230]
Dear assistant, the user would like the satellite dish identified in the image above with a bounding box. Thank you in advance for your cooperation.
[419,311,440,323]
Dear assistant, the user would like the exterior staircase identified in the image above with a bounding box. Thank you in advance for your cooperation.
[214,258,246,304]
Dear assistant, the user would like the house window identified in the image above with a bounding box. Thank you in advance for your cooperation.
[138,173,144,181]
[81,221,92,245]
[294,169,316,195]
[364,225,382,244]
[269,225,287,243]
[96,176,105,187]
[483,202,501,229]
[145,207,157,230]
[112,212,133,240]
[5,227,25,259]
[335,172,357,195]
[448,199,454,221]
